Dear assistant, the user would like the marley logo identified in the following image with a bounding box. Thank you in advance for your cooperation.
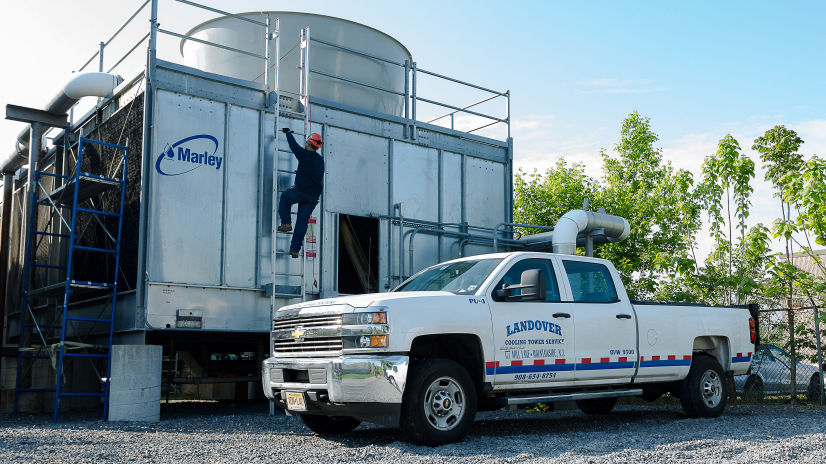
[155,134,222,176]
[291,327,306,342]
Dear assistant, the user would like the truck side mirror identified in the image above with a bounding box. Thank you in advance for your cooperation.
[518,269,545,301]
[498,269,545,302]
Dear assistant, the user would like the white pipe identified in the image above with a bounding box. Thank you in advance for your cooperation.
[2,72,121,173]
[62,72,121,99]
[551,209,630,255]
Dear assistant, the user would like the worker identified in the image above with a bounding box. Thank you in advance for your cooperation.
[277,127,324,258]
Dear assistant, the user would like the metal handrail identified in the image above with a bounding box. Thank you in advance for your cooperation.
[174,0,267,27]
[310,69,405,96]
[492,222,555,251]
[416,67,504,95]
[416,97,506,123]
[158,29,266,60]
[310,37,406,67]
[405,226,529,277]
[427,92,505,124]
[77,0,150,72]
[106,33,150,74]
[467,119,502,134]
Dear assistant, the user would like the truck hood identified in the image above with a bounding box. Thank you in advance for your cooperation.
[275,291,456,317]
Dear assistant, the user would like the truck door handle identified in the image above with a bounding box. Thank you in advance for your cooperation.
[552,312,571,319]
[616,314,632,319]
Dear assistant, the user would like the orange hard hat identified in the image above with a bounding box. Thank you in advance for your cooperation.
[308,133,323,148]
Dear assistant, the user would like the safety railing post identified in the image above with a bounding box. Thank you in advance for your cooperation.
[98,42,105,72]
[264,16,270,88]
[403,60,409,138]
[506,90,511,139]
[411,62,417,140]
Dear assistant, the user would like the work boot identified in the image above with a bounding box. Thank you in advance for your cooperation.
[290,250,300,258]
[277,224,292,233]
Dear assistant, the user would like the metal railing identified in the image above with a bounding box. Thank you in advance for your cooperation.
[76,0,151,73]
[68,0,511,141]
[307,34,511,139]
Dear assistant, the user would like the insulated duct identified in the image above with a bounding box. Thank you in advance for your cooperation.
[2,72,121,173]
[551,209,630,255]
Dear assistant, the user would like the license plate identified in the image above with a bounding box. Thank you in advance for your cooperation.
[285,391,307,411]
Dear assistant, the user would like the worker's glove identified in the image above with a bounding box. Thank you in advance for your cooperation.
[281,127,292,134]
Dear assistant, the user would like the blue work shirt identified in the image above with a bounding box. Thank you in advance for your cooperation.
[285,131,324,199]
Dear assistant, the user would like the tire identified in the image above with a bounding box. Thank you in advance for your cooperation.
[299,414,361,435]
[680,356,727,418]
[807,374,823,403]
[576,397,617,414]
[400,358,477,446]
[742,375,764,402]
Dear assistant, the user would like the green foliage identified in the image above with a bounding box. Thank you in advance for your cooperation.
[752,125,804,195]
[597,113,701,299]
[784,156,826,247]
[513,112,702,299]
[513,160,598,235]
[697,134,756,304]
[512,114,824,318]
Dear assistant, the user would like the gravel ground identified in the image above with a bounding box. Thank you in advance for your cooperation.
[1,400,825,463]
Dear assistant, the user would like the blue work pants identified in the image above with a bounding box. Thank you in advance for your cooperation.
[278,187,318,252]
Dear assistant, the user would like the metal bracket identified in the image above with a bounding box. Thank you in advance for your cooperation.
[6,104,69,128]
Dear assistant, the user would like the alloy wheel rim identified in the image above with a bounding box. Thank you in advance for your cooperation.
[423,376,465,431]
[700,369,723,408]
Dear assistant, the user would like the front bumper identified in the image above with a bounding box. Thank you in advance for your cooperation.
[262,354,408,426]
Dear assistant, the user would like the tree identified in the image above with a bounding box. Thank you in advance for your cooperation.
[513,160,599,235]
[596,112,701,299]
[752,125,805,402]
[513,112,702,299]
[698,134,755,304]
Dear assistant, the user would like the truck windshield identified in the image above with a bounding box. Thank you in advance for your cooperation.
[393,258,503,294]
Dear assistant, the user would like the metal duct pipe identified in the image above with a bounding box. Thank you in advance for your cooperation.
[518,230,555,248]
[2,72,121,173]
[0,172,12,343]
[551,209,630,255]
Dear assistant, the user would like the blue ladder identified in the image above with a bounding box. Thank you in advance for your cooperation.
[13,137,128,421]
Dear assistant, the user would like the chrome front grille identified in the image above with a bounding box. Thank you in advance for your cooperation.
[272,314,342,331]
[272,314,343,354]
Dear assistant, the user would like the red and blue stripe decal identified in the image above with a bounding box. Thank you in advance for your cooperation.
[731,352,752,363]
[639,355,692,367]
[576,357,636,370]
[487,354,701,375]
[486,359,573,375]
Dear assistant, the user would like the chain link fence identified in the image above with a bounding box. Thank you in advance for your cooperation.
[733,306,826,405]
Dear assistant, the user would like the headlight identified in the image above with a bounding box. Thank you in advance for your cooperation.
[359,335,387,348]
[342,309,389,350]
[343,335,388,349]
[342,311,387,325]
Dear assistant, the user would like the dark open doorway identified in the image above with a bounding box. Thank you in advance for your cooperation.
[338,214,379,294]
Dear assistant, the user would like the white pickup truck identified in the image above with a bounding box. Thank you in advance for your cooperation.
[263,251,758,445]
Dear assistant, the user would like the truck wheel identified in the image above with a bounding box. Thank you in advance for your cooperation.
[742,375,764,402]
[299,414,361,435]
[680,356,727,418]
[576,397,617,414]
[807,374,823,403]
[400,358,477,446]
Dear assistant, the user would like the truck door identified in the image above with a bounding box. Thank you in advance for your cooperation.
[560,259,637,384]
[489,257,575,387]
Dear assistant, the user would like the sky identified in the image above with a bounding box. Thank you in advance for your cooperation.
[1,0,824,257]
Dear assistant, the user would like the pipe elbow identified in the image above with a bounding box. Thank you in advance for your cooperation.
[63,72,122,99]
[606,218,630,243]
[552,210,588,255]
